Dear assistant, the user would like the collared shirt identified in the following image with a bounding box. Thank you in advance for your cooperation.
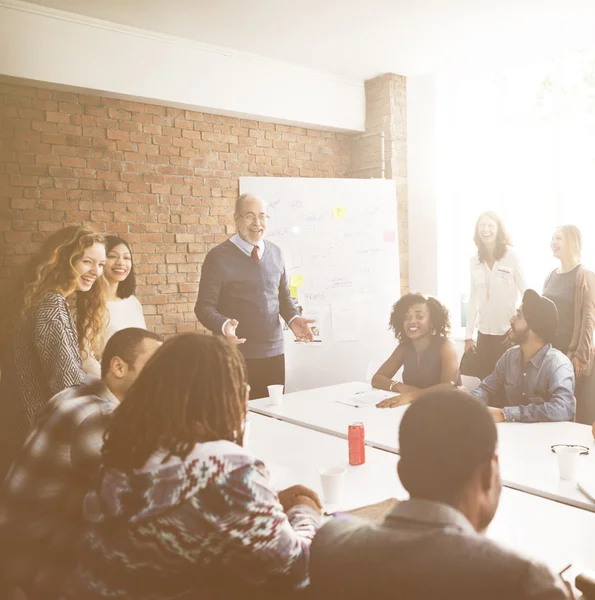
[387,498,476,535]
[222,234,297,335]
[471,344,575,422]
[0,376,119,597]
[309,497,570,599]
[230,233,265,260]
[466,247,526,338]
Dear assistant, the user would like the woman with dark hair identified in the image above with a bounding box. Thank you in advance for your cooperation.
[83,236,146,375]
[0,226,106,480]
[63,333,322,600]
[544,225,595,424]
[372,293,460,408]
[465,211,526,379]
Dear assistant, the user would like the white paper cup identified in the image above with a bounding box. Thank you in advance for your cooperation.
[554,446,581,481]
[318,467,346,505]
[268,385,284,406]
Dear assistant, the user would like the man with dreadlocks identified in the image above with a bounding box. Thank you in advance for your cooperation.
[62,333,323,600]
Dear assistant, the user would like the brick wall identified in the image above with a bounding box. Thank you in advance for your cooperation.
[0,82,350,335]
[351,74,408,293]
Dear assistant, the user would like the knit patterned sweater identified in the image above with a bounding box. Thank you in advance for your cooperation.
[62,440,321,599]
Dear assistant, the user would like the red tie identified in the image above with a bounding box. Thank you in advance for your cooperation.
[251,245,259,261]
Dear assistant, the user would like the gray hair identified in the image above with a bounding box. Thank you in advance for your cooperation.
[235,193,250,215]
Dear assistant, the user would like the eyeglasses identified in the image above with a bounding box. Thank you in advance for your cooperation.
[239,213,270,224]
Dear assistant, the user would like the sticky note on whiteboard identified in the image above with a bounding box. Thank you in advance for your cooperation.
[332,206,345,219]
[290,274,304,287]
[289,285,298,298]
[383,230,396,243]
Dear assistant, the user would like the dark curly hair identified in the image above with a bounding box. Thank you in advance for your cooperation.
[105,236,136,299]
[389,293,451,344]
[473,211,512,263]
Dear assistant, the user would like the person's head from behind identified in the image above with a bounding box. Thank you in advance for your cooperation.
[473,211,511,262]
[397,389,500,532]
[100,328,163,400]
[104,236,137,299]
[102,333,249,472]
[389,293,451,345]
[509,289,558,347]
[234,193,268,245]
[551,224,581,264]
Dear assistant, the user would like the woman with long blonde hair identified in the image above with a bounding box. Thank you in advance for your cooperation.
[544,225,595,424]
[0,225,107,479]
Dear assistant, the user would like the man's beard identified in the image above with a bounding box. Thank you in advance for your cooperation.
[511,326,530,345]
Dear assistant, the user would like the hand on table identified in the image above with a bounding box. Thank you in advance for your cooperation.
[223,319,246,345]
[376,393,415,409]
[488,407,505,423]
[290,317,316,342]
[279,485,323,514]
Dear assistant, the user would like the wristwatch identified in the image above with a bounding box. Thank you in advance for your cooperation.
[389,381,398,392]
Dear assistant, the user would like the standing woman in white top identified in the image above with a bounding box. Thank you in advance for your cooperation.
[465,212,526,379]
[82,236,146,375]
[103,236,146,343]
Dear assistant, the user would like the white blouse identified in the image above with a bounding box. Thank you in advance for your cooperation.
[82,296,146,376]
[103,296,146,346]
[466,247,526,338]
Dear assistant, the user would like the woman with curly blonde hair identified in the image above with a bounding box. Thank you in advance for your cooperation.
[0,225,107,480]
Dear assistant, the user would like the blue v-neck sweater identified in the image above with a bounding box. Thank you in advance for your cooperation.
[195,239,298,359]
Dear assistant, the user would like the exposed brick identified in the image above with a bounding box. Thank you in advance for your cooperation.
[0,80,350,335]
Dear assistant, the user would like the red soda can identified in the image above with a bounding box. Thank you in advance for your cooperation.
[348,422,365,465]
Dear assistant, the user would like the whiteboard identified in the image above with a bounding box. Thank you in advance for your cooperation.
[239,177,400,393]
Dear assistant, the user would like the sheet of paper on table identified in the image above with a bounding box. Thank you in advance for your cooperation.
[336,389,398,408]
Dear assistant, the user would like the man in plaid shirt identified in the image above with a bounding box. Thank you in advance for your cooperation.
[0,327,162,600]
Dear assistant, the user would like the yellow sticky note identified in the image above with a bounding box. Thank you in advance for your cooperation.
[290,274,304,288]
[332,206,345,219]
[289,285,298,298]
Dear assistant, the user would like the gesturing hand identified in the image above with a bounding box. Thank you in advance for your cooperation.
[223,319,246,345]
[290,317,316,342]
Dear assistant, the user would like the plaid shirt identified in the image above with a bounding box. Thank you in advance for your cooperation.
[0,376,118,599]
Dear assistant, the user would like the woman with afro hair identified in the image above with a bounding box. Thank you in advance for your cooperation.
[372,293,460,408]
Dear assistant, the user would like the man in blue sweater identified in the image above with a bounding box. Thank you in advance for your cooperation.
[195,193,314,399]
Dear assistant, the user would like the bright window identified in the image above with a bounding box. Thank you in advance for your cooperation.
[441,50,595,334]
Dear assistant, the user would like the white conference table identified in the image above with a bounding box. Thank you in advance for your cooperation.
[249,381,595,513]
[246,412,595,576]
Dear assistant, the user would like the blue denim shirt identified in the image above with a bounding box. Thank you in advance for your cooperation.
[471,344,575,422]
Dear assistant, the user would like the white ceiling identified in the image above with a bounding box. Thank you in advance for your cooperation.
[23,0,595,80]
